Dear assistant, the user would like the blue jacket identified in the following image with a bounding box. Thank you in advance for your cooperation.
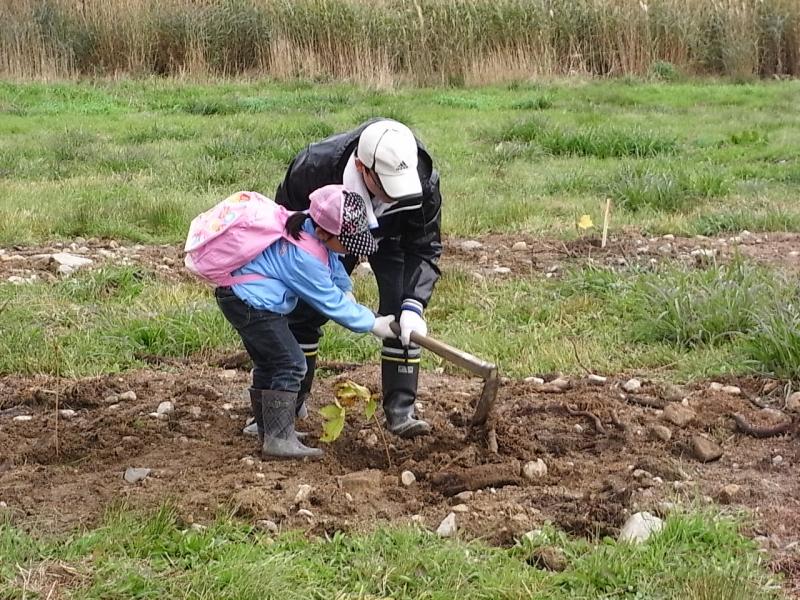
[231,221,375,332]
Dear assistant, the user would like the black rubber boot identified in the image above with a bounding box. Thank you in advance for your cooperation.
[260,389,323,460]
[248,387,265,443]
[382,358,431,438]
[296,353,317,419]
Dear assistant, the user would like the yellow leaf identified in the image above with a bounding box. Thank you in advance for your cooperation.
[577,214,594,230]
[319,404,344,420]
[335,380,371,407]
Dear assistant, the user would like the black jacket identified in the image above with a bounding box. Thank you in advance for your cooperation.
[274,119,442,308]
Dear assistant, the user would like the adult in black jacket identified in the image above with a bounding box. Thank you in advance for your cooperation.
[276,119,442,438]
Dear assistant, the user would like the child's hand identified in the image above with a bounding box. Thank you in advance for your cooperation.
[370,315,397,340]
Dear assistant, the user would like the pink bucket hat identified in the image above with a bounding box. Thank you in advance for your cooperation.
[308,184,378,256]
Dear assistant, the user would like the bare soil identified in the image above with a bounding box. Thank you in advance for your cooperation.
[1,365,798,593]
[2,231,800,284]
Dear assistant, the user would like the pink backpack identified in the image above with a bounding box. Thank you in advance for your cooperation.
[184,191,328,287]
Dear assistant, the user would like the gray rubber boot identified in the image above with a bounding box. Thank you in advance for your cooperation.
[245,390,308,439]
[382,359,431,438]
[261,389,323,460]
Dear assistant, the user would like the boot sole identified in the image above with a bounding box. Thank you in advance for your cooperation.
[390,422,432,439]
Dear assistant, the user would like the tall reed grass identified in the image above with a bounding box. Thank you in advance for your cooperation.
[1,0,798,84]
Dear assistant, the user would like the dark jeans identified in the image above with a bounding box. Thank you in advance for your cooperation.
[215,287,307,393]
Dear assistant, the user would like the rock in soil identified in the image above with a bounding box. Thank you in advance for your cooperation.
[400,471,416,487]
[512,241,528,252]
[787,392,800,413]
[663,403,696,428]
[721,385,741,396]
[618,512,664,544]
[661,384,686,403]
[453,491,474,503]
[58,409,77,419]
[718,484,742,504]
[294,484,313,504]
[622,378,642,393]
[528,546,568,572]
[119,391,137,402]
[691,435,723,463]
[587,374,607,385]
[436,513,457,538]
[156,401,174,415]
[649,425,672,442]
[523,459,548,481]
[123,467,151,484]
[337,469,383,496]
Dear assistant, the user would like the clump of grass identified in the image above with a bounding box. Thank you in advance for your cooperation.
[496,119,677,158]
[649,60,681,82]
[512,95,554,110]
[690,209,800,236]
[60,266,148,302]
[630,258,782,348]
[744,302,800,379]
[608,164,730,213]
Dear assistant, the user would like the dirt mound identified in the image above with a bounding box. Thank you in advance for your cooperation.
[1,367,797,553]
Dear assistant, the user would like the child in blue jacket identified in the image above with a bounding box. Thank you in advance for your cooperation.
[215,185,395,460]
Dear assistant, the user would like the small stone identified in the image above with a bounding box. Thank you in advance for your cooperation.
[13,415,33,422]
[104,393,120,403]
[337,469,383,495]
[661,384,685,403]
[652,476,663,485]
[587,374,607,385]
[663,403,696,428]
[721,385,741,396]
[550,377,570,390]
[492,266,511,274]
[345,493,354,502]
[691,435,723,463]
[58,409,76,419]
[188,406,202,419]
[51,252,93,270]
[460,240,483,251]
[297,509,314,520]
[524,376,545,385]
[411,514,425,524]
[512,241,528,252]
[786,392,800,413]
[364,432,378,447]
[574,424,584,433]
[772,455,784,465]
[618,512,664,544]
[453,491,474,502]
[119,391,137,402]
[156,401,174,415]
[649,425,672,442]
[451,504,469,513]
[546,264,560,274]
[657,244,672,254]
[257,519,279,533]
[436,513,457,538]
[400,471,416,486]
[718,484,741,504]
[109,240,120,249]
[149,412,168,420]
[709,382,724,391]
[108,404,121,411]
[294,484,313,504]
[220,370,238,380]
[622,378,642,393]
[523,459,548,481]
[123,467,151,484]
[222,403,233,411]
[633,469,653,480]
[240,457,255,467]
[662,234,675,241]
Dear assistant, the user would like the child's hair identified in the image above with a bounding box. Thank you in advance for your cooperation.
[285,212,317,241]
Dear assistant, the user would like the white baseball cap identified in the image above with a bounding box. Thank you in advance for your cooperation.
[357,120,423,201]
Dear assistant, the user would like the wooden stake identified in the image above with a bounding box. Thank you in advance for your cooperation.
[601,198,611,248]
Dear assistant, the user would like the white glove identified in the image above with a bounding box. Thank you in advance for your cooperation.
[399,309,427,347]
[370,314,397,340]
[345,291,356,303]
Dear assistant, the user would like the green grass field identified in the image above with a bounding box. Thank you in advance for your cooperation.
[2,78,799,598]
[2,79,800,379]
[0,506,782,599]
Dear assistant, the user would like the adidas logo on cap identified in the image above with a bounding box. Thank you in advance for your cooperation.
[395,160,409,172]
